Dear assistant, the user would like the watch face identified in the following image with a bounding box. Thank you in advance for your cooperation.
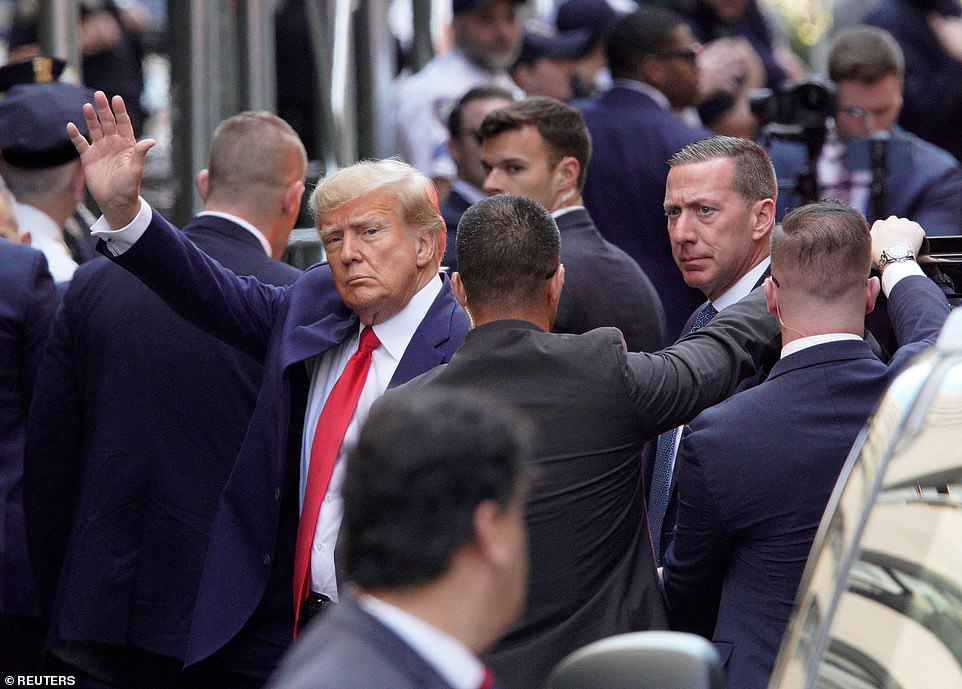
[887,244,911,260]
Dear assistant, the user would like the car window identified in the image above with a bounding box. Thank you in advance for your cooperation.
[770,348,962,689]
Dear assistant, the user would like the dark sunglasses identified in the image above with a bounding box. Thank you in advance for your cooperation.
[655,43,700,63]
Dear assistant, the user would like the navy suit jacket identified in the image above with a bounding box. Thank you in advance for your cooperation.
[396,287,781,689]
[23,216,301,663]
[0,242,57,619]
[867,0,962,163]
[554,207,667,352]
[766,127,962,235]
[663,275,950,689]
[265,597,456,689]
[577,85,708,338]
[102,210,469,673]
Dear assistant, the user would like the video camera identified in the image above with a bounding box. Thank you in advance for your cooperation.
[750,79,836,206]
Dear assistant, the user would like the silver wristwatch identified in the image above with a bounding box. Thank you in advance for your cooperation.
[877,244,917,272]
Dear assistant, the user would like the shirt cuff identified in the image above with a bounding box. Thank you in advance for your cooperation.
[90,197,152,256]
[881,260,925,296]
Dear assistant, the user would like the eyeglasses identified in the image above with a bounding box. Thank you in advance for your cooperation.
[837,104,869,120]
[654,43,700,64]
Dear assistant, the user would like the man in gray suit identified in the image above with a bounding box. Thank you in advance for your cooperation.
[265,388,532,689]
[396,193,780,689]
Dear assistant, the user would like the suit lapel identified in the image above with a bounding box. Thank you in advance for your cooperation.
[391,276,460,387]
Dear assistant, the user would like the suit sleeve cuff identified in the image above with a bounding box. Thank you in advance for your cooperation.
[881,261,925,297]
[90,197,152,256]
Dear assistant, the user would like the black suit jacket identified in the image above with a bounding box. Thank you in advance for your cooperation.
[554,208,666,352]
[265,597,457,689]
[23,215,302,664]
[394,290,780,689]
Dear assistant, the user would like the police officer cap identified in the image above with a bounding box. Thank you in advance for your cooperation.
[0,82,95,170]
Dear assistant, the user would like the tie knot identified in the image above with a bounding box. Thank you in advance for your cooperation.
[690,302,718,333]
[359,326,381,354]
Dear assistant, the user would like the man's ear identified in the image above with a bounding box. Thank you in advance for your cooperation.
[548,264,565,312]
[415,229,440,269]
[472,499,512,568]
[752,199,776,241]
[865,275,881,315]
[556,156,580,193]
[764,275,778,316]
[195,169,210,202]
[451,272,468,308]
[284,180,305,221]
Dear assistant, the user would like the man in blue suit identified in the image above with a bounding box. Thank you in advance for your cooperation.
[766,26,962,235]
[0,228,58,675]
[23,112,307,687]
[266,389,531,689]
[576,6,709,338]
[663,204,952,689]
[67,92,470,686]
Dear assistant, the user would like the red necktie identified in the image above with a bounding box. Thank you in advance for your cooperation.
[292,326,381,630]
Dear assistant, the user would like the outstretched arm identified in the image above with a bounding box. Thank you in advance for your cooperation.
[66,91,155,229]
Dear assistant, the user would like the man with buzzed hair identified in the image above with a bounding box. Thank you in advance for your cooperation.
[23,110,307,688]
[663,203,951,689]
[398,192,782,689]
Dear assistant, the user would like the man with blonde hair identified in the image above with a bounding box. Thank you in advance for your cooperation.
[66,91,470,686]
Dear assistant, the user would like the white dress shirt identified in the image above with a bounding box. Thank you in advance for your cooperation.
[196,210,272,257]
[302,276,442,600]
[17,202,77,283]
[359,594,485,689]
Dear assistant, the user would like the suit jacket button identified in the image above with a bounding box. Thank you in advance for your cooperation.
[263,553,272,565]
[274,487,281,500]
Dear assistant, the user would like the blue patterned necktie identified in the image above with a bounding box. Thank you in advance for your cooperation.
[648,301,718,564]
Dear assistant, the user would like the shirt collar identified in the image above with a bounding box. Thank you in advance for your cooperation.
[611,79,671,111]
[196,210,273,257]
[15,202,62,243]
[781,333,862,359]
[712,257,770,312]
[366,274,444,362]
[551,205,585,220]
[359,594,485,689]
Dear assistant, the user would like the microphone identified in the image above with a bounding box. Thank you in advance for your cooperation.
[869,130,890,220]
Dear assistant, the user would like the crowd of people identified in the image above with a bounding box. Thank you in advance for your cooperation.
[1,1,961,688]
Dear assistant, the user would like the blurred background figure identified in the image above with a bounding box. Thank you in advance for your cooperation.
[509,19,589,100]
[554,0,635,98]
[866,0,962,163]
[441,84,516,271]
[393,0,525,195]
[8,0,149,135]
